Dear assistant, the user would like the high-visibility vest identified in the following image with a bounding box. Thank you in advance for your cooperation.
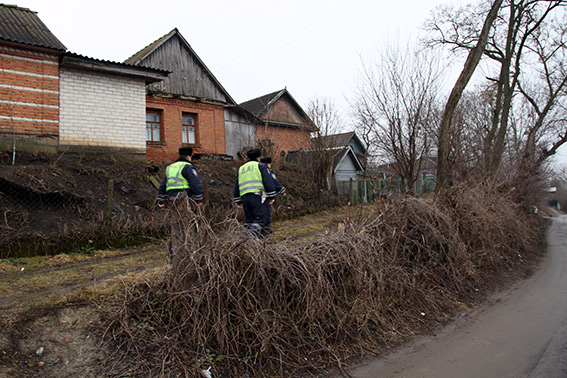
[238,161,264,195]
[165,161,192,191]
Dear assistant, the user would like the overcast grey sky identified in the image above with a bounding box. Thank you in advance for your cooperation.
[15,0,567,167]
[19,0,465,106]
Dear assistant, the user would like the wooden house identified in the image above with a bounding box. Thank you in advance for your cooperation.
[315,131,368,167]
[125,29,237,163]
[331,146,365,189]
[237,88,315,161]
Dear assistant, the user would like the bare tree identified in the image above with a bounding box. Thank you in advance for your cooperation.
[306,97,344,190]
[349,42,444,192]
[449,88,496,178]
[516,14,567,172]
[431,0,503,190]
[426,0,566,185]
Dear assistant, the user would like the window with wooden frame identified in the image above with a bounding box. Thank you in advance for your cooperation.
[182,113,197,144]
[146,109,162,142]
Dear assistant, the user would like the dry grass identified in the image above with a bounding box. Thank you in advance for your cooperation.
[100,183,544,378]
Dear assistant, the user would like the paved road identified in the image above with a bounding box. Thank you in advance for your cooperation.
[344,215,567,378]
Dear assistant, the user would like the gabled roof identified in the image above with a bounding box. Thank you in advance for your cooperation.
[239,89,284,117]
[0,4,66,51]
[316,131,367,154]
[124,28,236,106]
[61,52,169,84]
[240,88,315,130]
[124,29,172,66]
[333,146,365,173]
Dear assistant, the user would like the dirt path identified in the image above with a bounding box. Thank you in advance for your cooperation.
[0,245,168,315]
[342,214,567,378]
[0,206,371,317]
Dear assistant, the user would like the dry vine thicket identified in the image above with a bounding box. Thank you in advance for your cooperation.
[101,183,544,378]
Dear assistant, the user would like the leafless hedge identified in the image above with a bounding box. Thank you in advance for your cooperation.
[101,182,544,377]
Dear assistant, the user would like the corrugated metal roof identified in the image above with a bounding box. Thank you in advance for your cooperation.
[123,29,175,66]
[0,4,66,51]
[62,52,170,84]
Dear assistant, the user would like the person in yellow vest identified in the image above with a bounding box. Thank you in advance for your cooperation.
[157,147,203,204]
[157,147,203,261]
[234,148,277,237]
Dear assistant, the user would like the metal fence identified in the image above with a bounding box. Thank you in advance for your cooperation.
[340,176,436,205]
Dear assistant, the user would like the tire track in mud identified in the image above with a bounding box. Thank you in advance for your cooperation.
[0,206,358,317]
[0,248,167,314]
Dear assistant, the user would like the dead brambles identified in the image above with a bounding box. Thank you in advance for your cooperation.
[100,183,544,378]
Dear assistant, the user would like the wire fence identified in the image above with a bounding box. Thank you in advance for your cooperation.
[0,148,169,258]
[340,176,436,205]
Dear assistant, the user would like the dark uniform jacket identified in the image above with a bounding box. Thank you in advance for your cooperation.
[267,167,286,195]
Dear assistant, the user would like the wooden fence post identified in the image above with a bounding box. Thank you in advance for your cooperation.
[107,179,114,228]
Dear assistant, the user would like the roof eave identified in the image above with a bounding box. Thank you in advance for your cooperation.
[0,38,65,54]
[61,53,170,84]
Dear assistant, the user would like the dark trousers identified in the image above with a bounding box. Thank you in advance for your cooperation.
[242,193,271,229]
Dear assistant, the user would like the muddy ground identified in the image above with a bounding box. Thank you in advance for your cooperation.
[0,149,348,377]
[0,206,366,378]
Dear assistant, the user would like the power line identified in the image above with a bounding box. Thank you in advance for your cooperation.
[212,0,392,72]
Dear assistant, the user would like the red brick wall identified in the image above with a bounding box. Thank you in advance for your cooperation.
[257,125,311,162]
[145,96,226,163]
[255,96,312,161]
[0,46,60,136]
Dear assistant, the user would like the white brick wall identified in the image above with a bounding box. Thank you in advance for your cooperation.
[59,68,147,151]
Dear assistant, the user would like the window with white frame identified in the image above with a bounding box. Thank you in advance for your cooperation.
[146,110,162,142]
[182,113,196,144]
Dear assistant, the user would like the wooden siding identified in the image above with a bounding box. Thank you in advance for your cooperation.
[264,97,308,127]
[141,35,230,103]
[225,108,257,159]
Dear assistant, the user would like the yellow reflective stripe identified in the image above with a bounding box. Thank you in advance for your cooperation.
[165,161,191,191]
[238,161,264,195]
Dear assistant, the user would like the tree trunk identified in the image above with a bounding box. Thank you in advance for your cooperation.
[436,0,504,192]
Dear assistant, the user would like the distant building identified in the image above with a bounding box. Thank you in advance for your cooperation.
[238,88,315,161]
[313,131,368,167]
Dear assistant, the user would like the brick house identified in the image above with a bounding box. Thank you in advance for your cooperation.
[0,4,66,146]
[0,4,169,157]
[125,29,237,163]
[2,6,313,163]
[238,88,314,161]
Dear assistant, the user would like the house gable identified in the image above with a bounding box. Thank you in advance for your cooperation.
[239,89,314,160]
[240,89,314,130]
[347,133,367,155]
[125,29,235,106]
[267,96,306,126]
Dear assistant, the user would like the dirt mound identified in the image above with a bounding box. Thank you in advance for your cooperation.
[0,150,342,257]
